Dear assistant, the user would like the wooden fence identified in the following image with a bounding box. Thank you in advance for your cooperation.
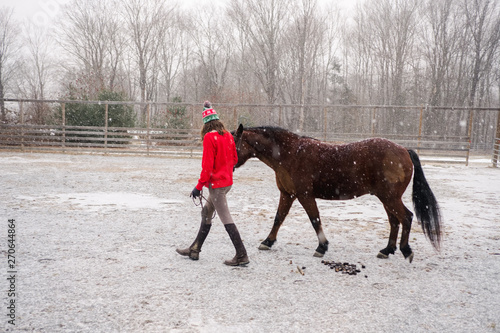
[0,123,202,157]
[493,138,500,168]
[1,99,499,165]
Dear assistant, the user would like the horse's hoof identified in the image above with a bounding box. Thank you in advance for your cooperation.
[406,252,414,263]
[400,245,413,263]
[314,241,329,257]
[377,252,389,259]
[377,246,396,259]
[258,243,271,250]
[259,238,275,250]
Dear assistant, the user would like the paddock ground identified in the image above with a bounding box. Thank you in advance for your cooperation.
[1,152,499,332]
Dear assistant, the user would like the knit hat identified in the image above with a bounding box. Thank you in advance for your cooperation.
[202,101,219,124]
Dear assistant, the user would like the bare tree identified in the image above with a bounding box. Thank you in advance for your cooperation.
[58,0,124,93]
[316,7,343,105]
[188,4,234,102]
[463,0,500,108]
[20,23,54,99]
[352,0,419,107]
[0,7,21,122]
[18,22,56,123]
[417,0,459,135]
[282,0,319,103]
[348,0,421,134]
[105,3,128,92]
[177,28,195,103]
[281,0,327,130]
[421,0,458,107]
[228,0,291,104]
[159,9,184,103]
[348,3,376,105]
[122,0,172,120]
[2,0,500,136]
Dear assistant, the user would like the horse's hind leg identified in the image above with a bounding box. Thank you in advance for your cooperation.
[377,207,399,259]
[297,196,329,257]
[259,192,295,250]
[378,199,414,263]
[399,206,414,262]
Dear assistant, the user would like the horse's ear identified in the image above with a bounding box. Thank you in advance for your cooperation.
[236,124,244,137]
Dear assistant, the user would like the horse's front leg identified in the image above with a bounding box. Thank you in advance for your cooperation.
[297,196,329,257]
[259,192,295,250]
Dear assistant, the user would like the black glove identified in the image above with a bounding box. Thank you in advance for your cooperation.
[190,187,201,199]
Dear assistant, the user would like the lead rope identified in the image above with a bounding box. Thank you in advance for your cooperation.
[191,189,217,219]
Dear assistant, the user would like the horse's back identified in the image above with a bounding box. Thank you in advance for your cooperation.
[307,138,413,200]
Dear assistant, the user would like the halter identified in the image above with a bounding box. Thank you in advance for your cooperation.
[235,132,244,153]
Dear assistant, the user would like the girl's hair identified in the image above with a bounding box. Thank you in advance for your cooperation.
[201,119,227,139]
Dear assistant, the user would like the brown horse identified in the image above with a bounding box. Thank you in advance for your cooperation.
[232,125,442,262]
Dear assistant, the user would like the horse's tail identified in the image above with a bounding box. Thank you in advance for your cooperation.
[407,150,442,251]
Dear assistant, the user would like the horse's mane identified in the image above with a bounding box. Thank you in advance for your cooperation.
[247,126,318,142]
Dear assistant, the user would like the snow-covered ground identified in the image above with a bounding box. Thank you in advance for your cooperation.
[1,152,499,332]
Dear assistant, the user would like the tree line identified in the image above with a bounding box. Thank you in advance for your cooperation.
[1,0,499,144]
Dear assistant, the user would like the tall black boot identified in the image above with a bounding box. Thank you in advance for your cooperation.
[223,224,249,266]
[176,223,211,260]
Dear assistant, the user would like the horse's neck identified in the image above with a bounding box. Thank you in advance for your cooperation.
[257,153,280,171]
[250,131,296,171]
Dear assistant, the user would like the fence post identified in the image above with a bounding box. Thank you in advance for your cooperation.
[417,106,424,153]
[104,103,109,152]
[61,103,66,152]
[147,103,151,156]
[191,104,195,129]
[466,109,474,166]
[279,105,282,127]
[19,100,24,151]
[233,106,237,130]
[323,106,327,141]
[371,107,377,135]
[494,138,499,168]
[493,109,500,167]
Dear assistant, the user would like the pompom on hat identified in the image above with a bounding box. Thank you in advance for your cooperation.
[202,101,219,124]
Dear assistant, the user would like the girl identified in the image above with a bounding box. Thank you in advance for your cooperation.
[176,101,249,266]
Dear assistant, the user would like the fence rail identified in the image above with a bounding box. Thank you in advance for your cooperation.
[0,122,472,163]
[1,99,499,165]
[0,124,202,157]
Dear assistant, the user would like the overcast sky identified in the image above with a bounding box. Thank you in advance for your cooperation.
[4,0,42,21]
[6,0,228,27]
[6,0,355,28]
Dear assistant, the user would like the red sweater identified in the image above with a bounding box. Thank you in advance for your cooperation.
[196,131,238,190]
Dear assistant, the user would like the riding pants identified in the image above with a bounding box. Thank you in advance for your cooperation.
[201,185,234,225]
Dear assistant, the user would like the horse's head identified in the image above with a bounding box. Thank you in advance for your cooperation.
[232,124,257,168]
